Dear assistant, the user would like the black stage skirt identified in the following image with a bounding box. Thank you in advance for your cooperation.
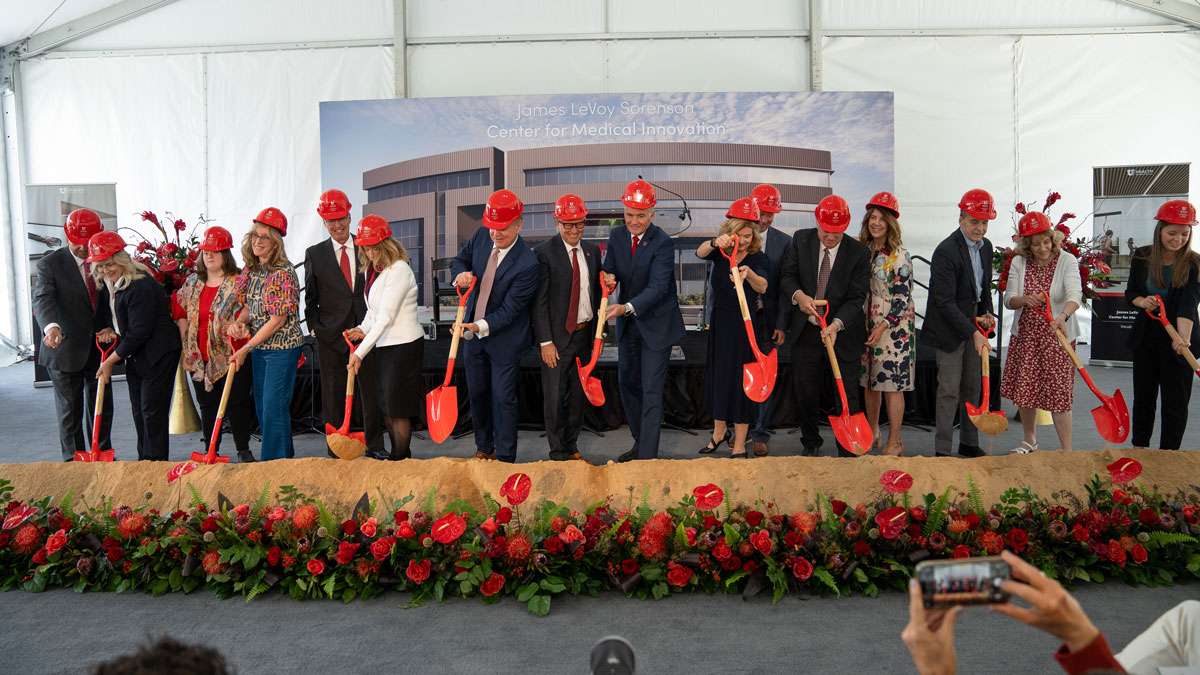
[373,338,424,418]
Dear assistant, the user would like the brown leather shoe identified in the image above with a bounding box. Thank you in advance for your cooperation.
[753,442,769,457]
[474,451,496,461]
[566,452,595,465]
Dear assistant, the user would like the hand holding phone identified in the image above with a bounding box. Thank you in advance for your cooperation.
[915,555,1011,609]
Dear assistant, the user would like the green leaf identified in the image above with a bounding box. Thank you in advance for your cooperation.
[59,486,75,520]
[1072,568,1091,582]
[923,486,955,538]
[250,481,272,518]
[459,579,473,596]
[342,588,356,603]
[812,568,840,597]
[516,582,539,602]
[640,565,663,582]
[433,579,446,602]
[528,594,551,616]
[422,485,438,517]
[187,484,205,508]
[854,567,869,584]
[966,471,984,516]
[723,523,741,547]
[540,579,566,594]
[322,575,337,598]
[651,582,669,599]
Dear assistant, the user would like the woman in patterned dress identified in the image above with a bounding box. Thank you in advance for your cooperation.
[857,192,914,456]
[1000,212,1081,453]
[228,208,304,461]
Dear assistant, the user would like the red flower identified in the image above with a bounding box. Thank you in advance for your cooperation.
[505,533,532,564]
[360,517,378,538]
[480,572,506,596]
[712,543,732,561]
[307,558,325,575]
[173,218,186,232]
[1131,543,1148,565]
[44,529,68,555]
[879,470,913,494]
[406,559,431,585]
[666,561,693,587]
[965,514,981,530]
[12,523,42,555]
[431,512,467,544]
[979,531,1004,554]
[1008,528,1029,553]
[831,500,848,516]
[202,550,224,576]
[1014,202,1027,215]
[749,529,773,555]
[32,548,49,564]
[702,515,719,530]
[1138,509,1159,527]
[875,507,908,540]
[341,520,358,536]
[140,211,161,228]
[853,541,872,556]
[267,546,281,566]
[371,537,395,562]
[1107,539,1127,568]
[722,556,741,571]
[3,504,38,530]
[791,557,814,581]
[292,505,318,530]
[745,510,764,527]
[792,512,819,535]
[496,507,512,524]
[199,516,216,533]
[951,545,971,559]
[165,461,197,484]
[0,532,10,548]
[544,536,564,554]
[621,558,639,575]
[480,517,498,536]
[499,473,532,506]
[684,527,697,547]
[783,531,801,548]
[1043,192,1061,211]
[396,522,416,539]
[845,521,862,537]
[559,524,584,544]
[1107,458,1142,484]
[335,541,359,565]
[692,484,724,511]
[550,516,567,533]
[1072,523,1090,542]
[393,510,410,524]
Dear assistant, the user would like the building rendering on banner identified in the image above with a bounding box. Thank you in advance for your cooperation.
[362,142,834,306]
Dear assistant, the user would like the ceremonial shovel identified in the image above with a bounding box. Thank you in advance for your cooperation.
[325,332,367,460]
[814,301,872,454]
[190,340,239,465]
[718,236,777,402]
[1147,294,1200,380]
[576,269,610,407]
[1033,291,1129,443]
[427,276,476,443]
[965,318,1008,436]
[75,336,118,462]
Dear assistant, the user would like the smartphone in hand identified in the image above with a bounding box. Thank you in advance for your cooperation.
[915,555,1011,609]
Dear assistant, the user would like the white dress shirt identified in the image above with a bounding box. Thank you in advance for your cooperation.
[540,240,593,347]
[471,242,517,339]
[331,237,356,290]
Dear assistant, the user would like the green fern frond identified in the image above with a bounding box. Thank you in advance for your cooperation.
[923,485,954,537]
[480,491,500,518]
[250,482,271,517]
[636,486,653,521]
[1145,531,1197,550]
[812,568,841,597]
[187,484,205,508]
[322,575,337,599]
[59,486,75,520]
[316,500,338,533]
[422,485,437,515]
[245,582,269,603]
[967,471,984,516]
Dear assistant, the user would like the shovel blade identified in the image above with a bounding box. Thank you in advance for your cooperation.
[970,411,1009,436]
[582,374,605,407]
[190,450,229,465]
[96,449,115,462]
[73,450,94,462]
[829,412,873,455]
[742,351,778,403]
[1092,388,1130,443]
[426,385,458,444]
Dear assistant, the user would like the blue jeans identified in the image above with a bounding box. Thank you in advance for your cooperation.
[251,347,301,460]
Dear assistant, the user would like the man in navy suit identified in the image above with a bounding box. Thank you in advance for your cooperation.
[602,180,686,462]
[451,189,540,463]
[921,189,997,458]
[747,184,793,457]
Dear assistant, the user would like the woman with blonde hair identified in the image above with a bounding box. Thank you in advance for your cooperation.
[90,231,182,461]
[1126,200,1200,450]
[345,215,425,460]
[228,208,303,461]
[857,192,914,456]
[695,198,769,458]
[1000,212,1082,454]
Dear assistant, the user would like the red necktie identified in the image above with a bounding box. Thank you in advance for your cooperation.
[83,262,97,308]
[566,247,580,334]
[364,266,377,297]
[631,235,639,258]
[340,245,353,288]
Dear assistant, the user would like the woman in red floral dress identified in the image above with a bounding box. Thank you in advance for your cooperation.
[1000,212,1082,453]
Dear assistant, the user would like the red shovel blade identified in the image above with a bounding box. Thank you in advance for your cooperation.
[829,378,872,455]
[742,349,777,403]
[190,450,230,465]
[577,357,605,407]
[426,385,458,444]
[74,449,116,462]
[1091,388,1130,444]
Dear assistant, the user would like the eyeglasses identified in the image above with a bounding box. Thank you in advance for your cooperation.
[249,233,273,242]
[559,222,587,231]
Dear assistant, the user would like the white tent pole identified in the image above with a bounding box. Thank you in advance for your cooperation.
[1,58,32,345]
[810,0,823,92]
[7,0,181,59]
[394,0,408,98]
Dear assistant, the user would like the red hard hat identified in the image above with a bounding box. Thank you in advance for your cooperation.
[84,231,126,263]
[750,184,782,214]
[958,189,997,220]
[866,191,900,217]
[554,194,588,221]
[725,197,761,222]
[254,207,288,236]
[64,208,103,245]
[482,189,523,230]
[814,195,852,233]
[317,189,352,220]
[621,180,656,209]
[355,214,392,246]
[198,226,234,252]
[1017,212,1052,238]
[1155,199,1198,227]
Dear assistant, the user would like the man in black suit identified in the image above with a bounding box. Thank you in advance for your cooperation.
[748,184,793,456]
[921,189,997,458]
[33,209,112,461]
[302,189,384,459]
[533,194,602,463]
[779,195,870,457]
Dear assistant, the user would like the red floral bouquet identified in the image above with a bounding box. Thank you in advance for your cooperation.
[122,211,207,291]
[992,191,1113,301]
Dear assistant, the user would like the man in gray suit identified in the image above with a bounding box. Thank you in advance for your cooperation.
[748,184,793,456]
[33,209,113,461]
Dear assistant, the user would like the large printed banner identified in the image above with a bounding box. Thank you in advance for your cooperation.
[319,92,894,307]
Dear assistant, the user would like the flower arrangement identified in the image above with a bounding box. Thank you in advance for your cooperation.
[121,211,207,291]
[992,191,1113,301]
[1,459,1197,614]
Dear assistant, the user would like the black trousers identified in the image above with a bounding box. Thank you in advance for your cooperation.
[47,345,113,461]
[790,327,860,455]
[191,360,254,455]
[317,340,384,454]
[540,328,591,459]
[127,348,182,461]
[1131,330,1193,450]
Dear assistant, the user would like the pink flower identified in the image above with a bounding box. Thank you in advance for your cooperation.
[559,524,585,544]
[360,517,378,538]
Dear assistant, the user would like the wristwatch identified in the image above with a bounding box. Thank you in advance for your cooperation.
[624,302,636,316]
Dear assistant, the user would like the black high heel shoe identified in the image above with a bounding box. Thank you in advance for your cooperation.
[698,429,732,454]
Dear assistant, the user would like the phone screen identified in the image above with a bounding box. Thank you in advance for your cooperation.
[916,557,1010,608]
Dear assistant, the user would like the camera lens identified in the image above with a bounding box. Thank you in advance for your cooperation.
[590,636,635,675]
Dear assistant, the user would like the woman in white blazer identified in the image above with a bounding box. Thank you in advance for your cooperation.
[999,212,1083,453]
[346,215,424,460]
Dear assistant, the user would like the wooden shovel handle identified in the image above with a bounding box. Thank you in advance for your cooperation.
[1053,329,1085,369]
[448,302,468,361]
[215,362,237,418]
[1159,321,1200,372]
[812,300,841,377]
[593,295,609,340]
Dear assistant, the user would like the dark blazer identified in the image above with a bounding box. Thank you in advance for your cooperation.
[451,228,540,364]
[779,229,870,362]
[533,236,603,350]
[98,275,183,373]
[303,238,368,357]
[33,247,106,372]
[921,230,994,352]
[601,224,686,352]
[762,227,794,334]
[1124,246,1200,349]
